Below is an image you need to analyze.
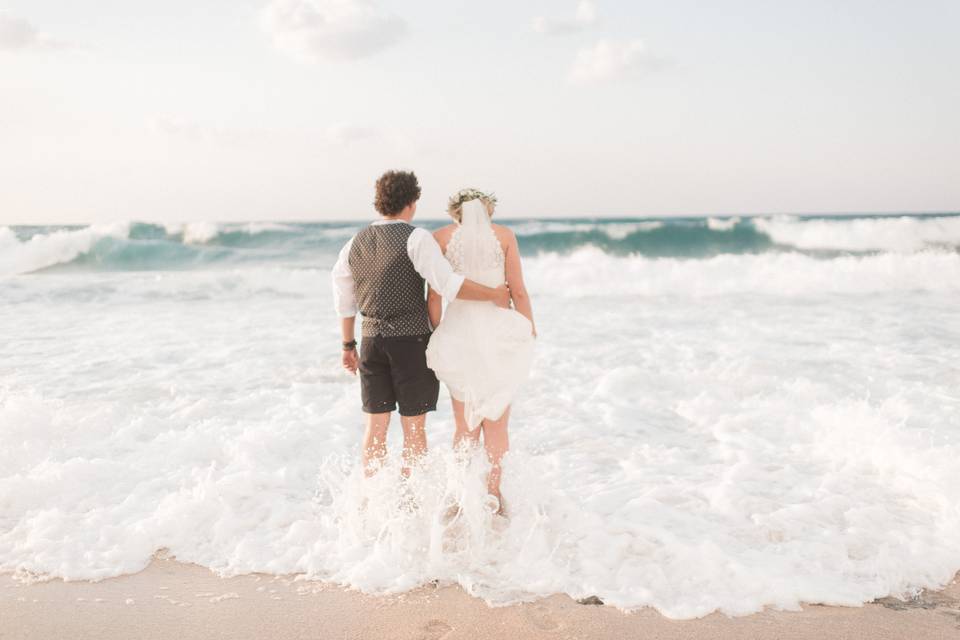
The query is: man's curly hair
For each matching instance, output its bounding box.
[374,170,421,217]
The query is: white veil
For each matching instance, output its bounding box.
[458,199,501,282]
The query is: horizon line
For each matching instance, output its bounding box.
[3,209,959,227]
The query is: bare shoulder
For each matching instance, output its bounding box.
[491,223,517,251]
[432,224,457,250]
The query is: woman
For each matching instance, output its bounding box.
[425,189,536,515]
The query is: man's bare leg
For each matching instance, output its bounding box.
[400,413,428,477]
[362,411,390,477]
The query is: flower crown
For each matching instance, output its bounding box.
[447,188,498,213]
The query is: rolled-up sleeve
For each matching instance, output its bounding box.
[408,228,465,300]
[331,237,357,317]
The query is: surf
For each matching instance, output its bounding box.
[3,213,958,276]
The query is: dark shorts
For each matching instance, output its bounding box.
[359,334,440,417]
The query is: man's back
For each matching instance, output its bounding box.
[348,222,431,338]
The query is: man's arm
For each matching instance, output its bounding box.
[408,228,511,308]
[427,285,443,328]
[456,279,511,305]
[331,238,359,374]
[340,317,358,375]
[331,237,357,318]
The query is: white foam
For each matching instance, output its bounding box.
[181,222,220,245]
[510,220,662,239]
[0,222,130,276]
[160,221,294,242]
[161,221,186,236]
[235,222,296,235]
[754,215,960,252]
[524,247,960,297]
[604,221,662,239]
[511,221,596,235]
[2,237,959,619]
[707,216,740,231]
[159,220,219,244]
[6,248,955,305]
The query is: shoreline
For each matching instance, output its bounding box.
[2,558,958,639]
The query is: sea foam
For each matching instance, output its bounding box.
[754,215,960,252]
[2,215,959,618]
[3,214,959,275]
[0,222,131,276]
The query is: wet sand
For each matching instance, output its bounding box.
[2,557,958,639]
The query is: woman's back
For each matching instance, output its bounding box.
[426,207,534,428]
[434,223,512,287]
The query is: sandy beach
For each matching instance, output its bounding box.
[2,557,957,640]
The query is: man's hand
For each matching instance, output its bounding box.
[342,348,359,375]
[492,285,511,309]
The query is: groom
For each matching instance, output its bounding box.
[331,170,511,476]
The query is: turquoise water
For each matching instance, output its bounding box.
[4,213,958,275]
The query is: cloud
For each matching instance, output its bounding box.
[569,39,668,85]
[261,0,406,62]
[0,13,77,51]
[533,0,597,36]
[326,122,380,144]
[151,116,383,148]
[150,116,279,148]
[151,116,296,149]
[151,116,214,142]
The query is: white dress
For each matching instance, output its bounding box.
[425,201,535,428]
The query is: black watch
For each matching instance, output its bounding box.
[342,339,357,351]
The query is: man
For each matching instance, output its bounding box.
[331,170,511,476]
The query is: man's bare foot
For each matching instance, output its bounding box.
[397,480,419,513]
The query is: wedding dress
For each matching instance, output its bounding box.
[425,200,535,428]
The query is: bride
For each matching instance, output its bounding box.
[425,189,536,515]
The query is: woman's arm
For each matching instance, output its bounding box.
[427,285,442,328]
[502,228,536,337]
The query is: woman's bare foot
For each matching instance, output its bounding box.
[485,493,507,518]
[441,495,462,524]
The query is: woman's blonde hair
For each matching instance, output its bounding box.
[447,188,497,223]
[448,197,495,223]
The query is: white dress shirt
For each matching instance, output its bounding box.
[331,219,465,318]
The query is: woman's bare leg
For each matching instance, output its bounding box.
[451,398,481,452]
[481,406,511,510]
[442,398,480,521]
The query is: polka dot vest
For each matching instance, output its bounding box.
[348,223,432,338]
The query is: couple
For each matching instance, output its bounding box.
[331,170,536,514]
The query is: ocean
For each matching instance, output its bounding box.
[1,213,959,618]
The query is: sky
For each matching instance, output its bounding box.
[1,0,958,224]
